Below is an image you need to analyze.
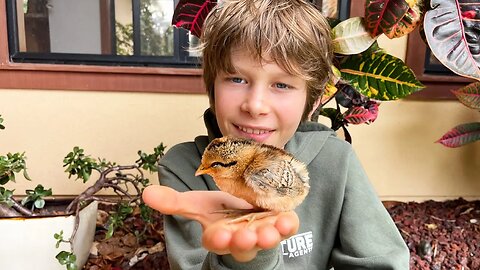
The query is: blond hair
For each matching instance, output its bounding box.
[200,0,333,120]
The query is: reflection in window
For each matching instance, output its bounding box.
[139,0,173,56]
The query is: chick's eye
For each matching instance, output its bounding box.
[211,162,222,168]
[210,161,238,168]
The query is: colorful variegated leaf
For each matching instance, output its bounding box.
[321,66,342,103]
[452,82,480,110]
[384,2,424,38]
[335,83,369,108]
[344,102,379,125]
[172,0,217,38]
[340,52,424,100]
[436,122,480,147]
[332,17,378,55]
[365,0,410,37]
[424,0,480,80]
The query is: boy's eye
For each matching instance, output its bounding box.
[275,82,290,89]
[231,77,246,84]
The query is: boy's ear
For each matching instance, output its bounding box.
[307,98,322,121]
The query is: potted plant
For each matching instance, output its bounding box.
[0,114,165,270]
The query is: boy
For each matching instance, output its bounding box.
[142,0,410,269]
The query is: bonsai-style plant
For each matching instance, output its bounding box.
[171,0,479,145]
[0,114,165,269]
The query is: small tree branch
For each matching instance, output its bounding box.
[0,203,22,217]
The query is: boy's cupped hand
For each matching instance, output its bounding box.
[142,185,299,262]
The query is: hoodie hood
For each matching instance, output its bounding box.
[203,108,337,166]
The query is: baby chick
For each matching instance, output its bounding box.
[195,136,310,221]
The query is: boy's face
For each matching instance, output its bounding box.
[214,49,307,149]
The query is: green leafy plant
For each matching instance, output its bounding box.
[0,114,166,269]
[21,184,52,211]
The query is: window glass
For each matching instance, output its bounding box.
[10,0,198,66]
[139,0,174,56]
[9,0,341,67]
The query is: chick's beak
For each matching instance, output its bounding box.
[195,166,208,177]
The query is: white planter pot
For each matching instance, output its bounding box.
[0,201,98,270]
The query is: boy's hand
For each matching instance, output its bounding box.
[142,185,299,262]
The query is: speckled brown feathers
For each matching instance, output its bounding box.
[195,136,310,212]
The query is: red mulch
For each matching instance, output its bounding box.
[84,198,480,269]
[386,198,480,270]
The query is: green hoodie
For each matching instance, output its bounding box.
[158,110,409,269]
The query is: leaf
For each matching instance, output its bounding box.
[332,17,378,55]
[34,199,45,209]
[172,0,218,38]
[335,83,369,108]
[344,101,380,125]
[452,81,480,110]
[424,0,480,80]
[384,1,424,38]
[340,52,424,100]
[365,0,411,37]
[319,108,344,131]
[436,122,480,147]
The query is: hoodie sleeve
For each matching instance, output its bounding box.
[329,150,410,270]
[158,143,287,270]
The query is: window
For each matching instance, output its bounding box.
[0,0,352,93]
[8,0,199,67]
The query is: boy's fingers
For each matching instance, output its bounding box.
[142,185,253,225]
[202,225,231,253]
[275,211,299,238]
[142,185,183,215]
[143,186,210,224]
[256,224,281,250]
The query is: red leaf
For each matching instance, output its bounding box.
[344,102,379,125]
[436,122,480,148]
[172,0,218,38]
[451,82,480,110]
[365,0,410,37]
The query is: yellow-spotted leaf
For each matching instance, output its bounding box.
[321,65,342,103]
[339,52,424,100]
[332,17,378,55]
[424,0,480,80]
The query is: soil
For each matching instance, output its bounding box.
[84,198,480,270]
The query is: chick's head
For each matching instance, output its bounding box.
[195,136,257,180]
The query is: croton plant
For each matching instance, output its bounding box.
[172,0,479,147]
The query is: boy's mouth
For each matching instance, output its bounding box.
[234,124,274,142]
[237,125,271,135]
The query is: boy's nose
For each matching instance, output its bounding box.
[241,87,270,117]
